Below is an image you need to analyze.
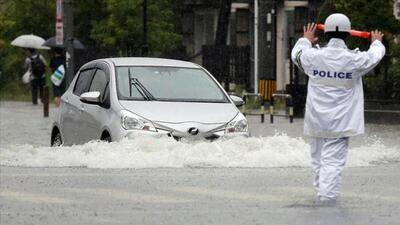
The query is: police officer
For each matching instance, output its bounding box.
[291,13,385,204]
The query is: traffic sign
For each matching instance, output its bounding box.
[56,0,64,45]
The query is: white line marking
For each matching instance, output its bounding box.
[0,190,73,204]
[66,188,192,203]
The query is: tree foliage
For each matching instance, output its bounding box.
[0,0,55,98]
[0,0,181,99]
[90,0,181,56]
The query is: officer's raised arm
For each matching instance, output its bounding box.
[291,23,318,73]
[353,30,386,76]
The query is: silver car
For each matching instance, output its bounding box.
[51,57,249,146]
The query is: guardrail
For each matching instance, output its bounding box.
[240,93,294,124]
[270,93,293,124]
[241,93,267,122]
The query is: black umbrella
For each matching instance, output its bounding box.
[43,37,85,50]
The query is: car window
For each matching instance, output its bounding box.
[73,69,95,96]
[116,66,229,103]
[89,69,108,100]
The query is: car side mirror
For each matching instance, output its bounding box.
[80,91,101,104]
[230,95,245,107]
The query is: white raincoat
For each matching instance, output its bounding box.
[291,38,386,138]
[291,37,385,200]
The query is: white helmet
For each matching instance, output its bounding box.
[324,13,351,33]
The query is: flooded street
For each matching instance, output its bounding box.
[1,166,399,225]
[1,101,400,225]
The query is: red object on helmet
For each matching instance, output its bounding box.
[316,24,371,39]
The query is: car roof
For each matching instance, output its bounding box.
[103,57,201,68]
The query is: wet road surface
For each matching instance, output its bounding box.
[1,101,399,225]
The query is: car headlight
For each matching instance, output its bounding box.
[225,113,248,134]
[120,110,157,132]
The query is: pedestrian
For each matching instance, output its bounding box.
[291,14,385,204]
[25,48,47,105]
[49,48,66,107]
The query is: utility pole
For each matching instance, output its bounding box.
[142,0,148,56]
[254,0,259,94]
[64,0,74,86]
[215,0,232,91]
[215,0,232,46]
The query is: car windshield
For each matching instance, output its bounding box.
[116,66,229,103]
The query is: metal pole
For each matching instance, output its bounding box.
[64,0,74,87]
[142,0,148,56]
[270,95,274,124]
[43,86,49,117]
[254,0,258,94]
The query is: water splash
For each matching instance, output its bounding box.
[0,134,398,168]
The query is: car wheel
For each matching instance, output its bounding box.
[101,133,112,143]
[51,131,63,147]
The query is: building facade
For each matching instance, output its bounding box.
[181,0,323,103]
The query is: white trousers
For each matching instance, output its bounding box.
[310,137,349,199]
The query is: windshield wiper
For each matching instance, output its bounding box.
[128,68,156,101]
[131,78,156,100]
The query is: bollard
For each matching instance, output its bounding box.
[289,106,293,123]
[288,95,294,123]
[43,86,49,118]
[260,105,265,123]
[270,96,274,124]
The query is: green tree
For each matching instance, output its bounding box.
[0,0,182,100]
[90,0,181,56]
[0,0,55,100]
[73,0,108,45]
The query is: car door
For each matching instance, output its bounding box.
[79,63,111,142]
[61,67,96,145]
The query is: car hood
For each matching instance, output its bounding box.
[119,100,238,124]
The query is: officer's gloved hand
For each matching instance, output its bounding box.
[371,30,384,42]
[303,23,318,45]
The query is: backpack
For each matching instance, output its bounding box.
[30,55,45,78]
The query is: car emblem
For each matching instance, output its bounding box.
[188,127,199,135]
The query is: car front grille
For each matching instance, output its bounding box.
[167,133,219,142]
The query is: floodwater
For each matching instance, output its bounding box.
[0,101,399,169]
[1,101,400,225]
[1,133,399,169]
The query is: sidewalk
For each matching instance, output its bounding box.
[0,101,56,147]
